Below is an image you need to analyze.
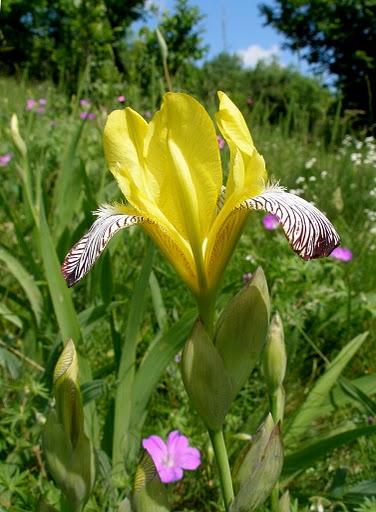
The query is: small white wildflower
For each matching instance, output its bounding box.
[350,152,362,164]
[320,170,328,178]
[289,188,304,196]
[309,176,317,182]
[305,157,317,169]
[355,139,363,150]
[295,176,305,184]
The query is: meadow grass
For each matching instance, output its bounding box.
[0,76,375,511]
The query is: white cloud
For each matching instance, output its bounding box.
[237,44,280,67]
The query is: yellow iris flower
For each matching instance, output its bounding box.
[62,92,339,303]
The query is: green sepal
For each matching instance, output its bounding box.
[181,320,233,430]
[43,411,96,511]
[214,267,270,399]
[131,451,170,512]
[231,414,283,512]
[264,312,286,394]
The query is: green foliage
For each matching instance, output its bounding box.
[259,0,376,127]
[0,0,146,90]
[124,0,208,103]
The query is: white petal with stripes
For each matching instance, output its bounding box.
[240,186,340,260]
[62,204,144,287]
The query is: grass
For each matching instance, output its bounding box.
[0,75,375,511]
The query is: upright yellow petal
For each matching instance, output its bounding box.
[145,93,222,244]
[216,91,268,202]
[103,108,159,210]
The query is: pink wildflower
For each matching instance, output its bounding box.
[35,107,45,114]
[26,99,37,111]
[0,153,12,166]
[330,247,353,262]
[117,95,126,103]
[217,135,225,150]
[80,99,91,107]
[142,431,201,483]
[39,98,47,106]
[262,213,279,230]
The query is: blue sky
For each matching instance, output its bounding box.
[139,0,312,74]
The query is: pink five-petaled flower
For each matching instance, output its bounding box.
[262,213,279,230]
[142,431,201,483]
[330,247,353,262]
[0,153,12,166]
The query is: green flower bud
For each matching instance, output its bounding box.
[156,28,168,62]
[43,340,95,512]
[214,267,270,399]
[181,320,233,430]
[131,451,170,512]
[10,114,27,158]
[231,415,283,512]
[263,312,286,394]
[279,490,291,512]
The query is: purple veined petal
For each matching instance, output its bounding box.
[330,246,353,262]
[241,186,340,260]
[158,466,184,484]
[142,435,168,467]
[61,204,144,287]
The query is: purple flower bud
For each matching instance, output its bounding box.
[80,99,91,107]
[35,106,45,114]
[39,98,47,106]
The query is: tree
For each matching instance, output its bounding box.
[123,0,208,103]
[0,0,146,88]
[259,0,376,128]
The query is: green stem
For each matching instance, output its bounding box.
[209,429,234,511]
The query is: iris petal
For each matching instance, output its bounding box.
[61,204,144,287]
[241,186,340,259]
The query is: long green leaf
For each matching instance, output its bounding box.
[283,425,376,478]
[112,241,155,470]
[130,310,195,434]
[52,121,86,238]
[284,332,368,444]
[38,203,81,343]
[0,244,42,325]
[0,303,23,329]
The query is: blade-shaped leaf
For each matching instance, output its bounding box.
[283,425,376,478]
[0,244,42,325]
[285,332,368,444]
[112,241,155,470]
[131,310,195,435]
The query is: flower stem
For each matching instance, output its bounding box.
[209,429,234,511]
